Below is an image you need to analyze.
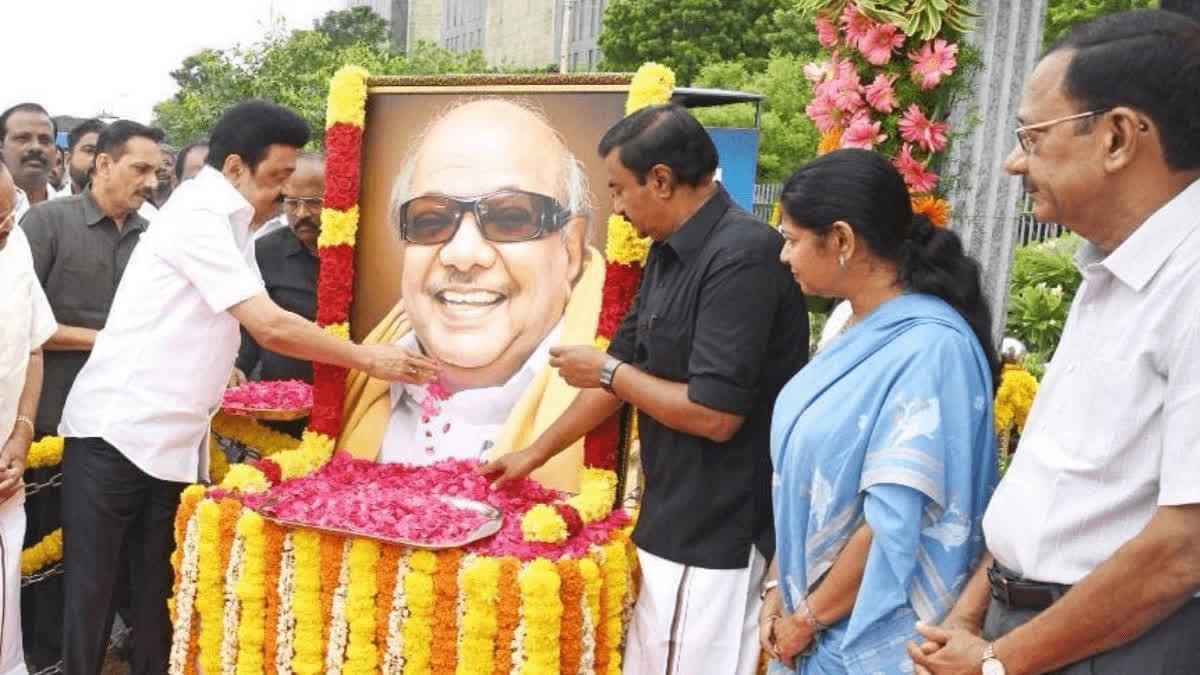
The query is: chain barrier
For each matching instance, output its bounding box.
[23,472,62,498]
[21,561,62,587]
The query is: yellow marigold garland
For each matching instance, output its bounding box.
[603,213,651,266]
[457,556,501,674]
[222,464,270,494]
[325,322,351,341]
[326,65,369,129]
[567,468,619,523]
[994,363,1038,434]
[290,529,324,674]
[519,558,563,675]
[344,538,380,675]
[20,527,61,576]
[318,206,361,248]
[520,504,569,543]
[25,435,63,469]
[625,62,675,114]
[403,550,437,672]
[598,538,630,675]
[212,413,302,456]
[235,511,267,674]
[195,500,224,675]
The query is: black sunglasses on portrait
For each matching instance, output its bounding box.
[397,189,573,245]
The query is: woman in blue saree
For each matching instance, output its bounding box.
[761,149,999,674]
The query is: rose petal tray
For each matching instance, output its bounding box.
[220,405,311,421]
[251,494,504,550]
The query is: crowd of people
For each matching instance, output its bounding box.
[2,6,1200,675]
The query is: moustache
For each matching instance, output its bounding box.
[292,217,320,231]
[21,151,46,165]
[423,270,516,299]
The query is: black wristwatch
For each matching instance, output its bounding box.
[599,357,624,392]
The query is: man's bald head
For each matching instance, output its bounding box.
[391,98,591,221]
[0,163,17,251]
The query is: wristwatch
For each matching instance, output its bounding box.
[599,357,624,392]
[981,643,1006,675]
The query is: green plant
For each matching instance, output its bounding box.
[1005,233,1082,359]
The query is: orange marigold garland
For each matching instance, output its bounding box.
[492,558,521,675]
[431,548,462,674]
[260,520,285,668]
[557,559,585,674]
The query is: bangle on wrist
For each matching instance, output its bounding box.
[760,578,780,600]
[796,596,831,633]
[13,415,34,438]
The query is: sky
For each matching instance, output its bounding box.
[1,0,344,125]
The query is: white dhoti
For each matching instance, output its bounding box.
[0,493,27,675]
[624,546,766,675]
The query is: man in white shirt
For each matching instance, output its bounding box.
[910,10,1200,675]
[57,100,437,675]
[0,162,57,675]
[0,103,61,218]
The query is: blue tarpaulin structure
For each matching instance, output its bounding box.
[672,87,764,212]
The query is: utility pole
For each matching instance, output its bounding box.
[559,0,574,73]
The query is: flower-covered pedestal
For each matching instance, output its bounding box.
[167,62,678,674]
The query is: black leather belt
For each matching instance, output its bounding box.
[987,562,1071,611]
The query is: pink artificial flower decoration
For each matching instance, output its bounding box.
[841,113,887,150]
[815,16,840,48]
[805,92,842,133]
[908,38,959,90]
[828,68,864,114]
[893,144,940,193]
[804,60,833,85]
[863,73,899,114]
[840,2,876,50]
[858,23,905,66]
[898,103,950,153]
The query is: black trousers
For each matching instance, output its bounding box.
[61,437,186,675]
[983,595,1200,673]
[20,459,64,670]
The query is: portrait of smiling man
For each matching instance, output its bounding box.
[338,97,605,492]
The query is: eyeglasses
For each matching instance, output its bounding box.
[397,189,572,245]
[283,196,324,210]
[1014,109,1110,154]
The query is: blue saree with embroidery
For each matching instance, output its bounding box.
[770,294,997,674]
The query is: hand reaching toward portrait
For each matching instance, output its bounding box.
[477,446,548,489]
[360,343,439,384]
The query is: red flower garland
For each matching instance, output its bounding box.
[323,124,364,211]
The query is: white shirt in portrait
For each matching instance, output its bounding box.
[380,321,564,465]
[59,166,264,484]
[0,226,56,452]
[983,177,1200,586]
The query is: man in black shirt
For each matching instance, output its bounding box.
[481,104,808,674]
[20,119,164,670]
[234,151,323,386]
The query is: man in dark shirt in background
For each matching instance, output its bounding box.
[63,119,107,196]
[19,119,164,670]
[481,104,809,675]
[233,152,323,435]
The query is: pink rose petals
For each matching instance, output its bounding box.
[222,380,313,411]
[236,453,628,559]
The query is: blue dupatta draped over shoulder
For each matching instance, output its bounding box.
[770,294,997,674]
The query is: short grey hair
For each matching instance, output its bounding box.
[389,98,592,233]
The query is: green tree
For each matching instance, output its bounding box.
[152,9,489,146]
[597,0,788,84]
[1042,0,1155,47]
[691,54,821,182]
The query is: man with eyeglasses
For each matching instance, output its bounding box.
[910,10,1200,675]
[337,98,603,492]
[234,152,325,394]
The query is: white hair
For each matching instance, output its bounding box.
[389,97,593,235]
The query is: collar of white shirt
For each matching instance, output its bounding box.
[183,165,256,245]
[1075,177,1200,292]
[390,320,566,423]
